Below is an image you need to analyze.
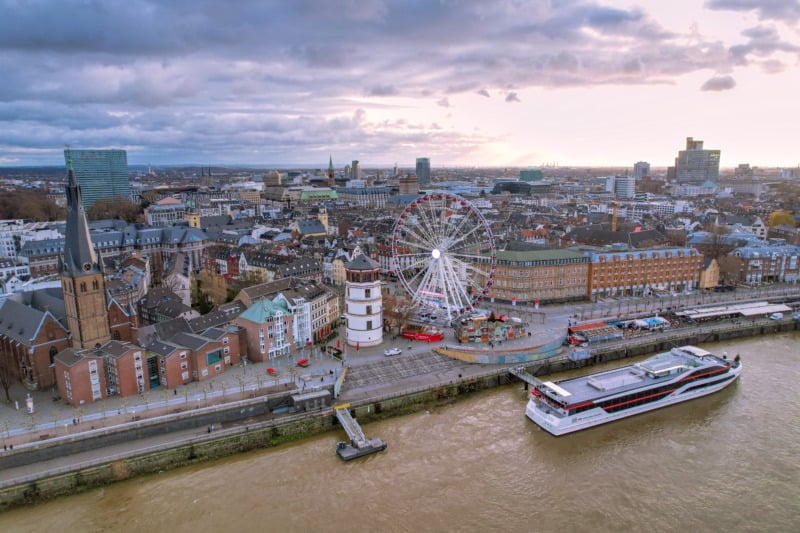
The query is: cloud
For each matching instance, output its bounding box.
[701,75,737,91]
[0,1,797,164]
[368,85,398,97]
[706,0,800,22]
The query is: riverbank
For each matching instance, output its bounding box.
[1,315,797,511]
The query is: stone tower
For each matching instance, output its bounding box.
[60,150,111,349]
[344,253,382,348]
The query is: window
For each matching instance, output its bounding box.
[181,362,188,370]
[365,288,371,298]
[366,320,373,330]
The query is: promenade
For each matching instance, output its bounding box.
[1,284,797,453]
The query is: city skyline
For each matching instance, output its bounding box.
[1,1,799,167]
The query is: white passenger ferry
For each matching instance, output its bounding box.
[526,346,742,436]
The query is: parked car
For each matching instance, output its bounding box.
[384,348,402,357]
[769,313,784,320]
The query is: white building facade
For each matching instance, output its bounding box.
[344,254,383,348]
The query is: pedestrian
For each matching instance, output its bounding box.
[174,389,177,396]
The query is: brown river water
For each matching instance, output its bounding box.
[2,333,799,532]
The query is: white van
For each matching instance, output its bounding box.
[769,312,783,320]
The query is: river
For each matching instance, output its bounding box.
[2,333,798,532]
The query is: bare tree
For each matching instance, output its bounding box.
[382,292,418,335]
[699,222,735,261]
[0,344,16,403]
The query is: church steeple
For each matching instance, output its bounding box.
[61,147,110,349]
[62,149,100,277]
[328,155,335,187]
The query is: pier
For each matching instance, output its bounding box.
[508,367,543,389]
[334,404,387,460]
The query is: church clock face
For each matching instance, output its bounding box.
[83,263,92,272]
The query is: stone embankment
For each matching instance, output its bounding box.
[1,316,797,510]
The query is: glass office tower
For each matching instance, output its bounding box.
[64,149,130,209]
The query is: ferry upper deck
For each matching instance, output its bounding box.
[538,346,729,406]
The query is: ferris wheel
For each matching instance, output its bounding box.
[390,192,497,321]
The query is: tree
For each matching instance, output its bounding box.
[0,343,17,403]
[768,210,795,229]
[382,292,418,335]
[0,189,65,221]
[699,222,735,260]
[87,196,143,222]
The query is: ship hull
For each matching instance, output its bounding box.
[527,364,741,436]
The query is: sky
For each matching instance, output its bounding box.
[1,0,799,168]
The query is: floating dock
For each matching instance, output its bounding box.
[334,404,387,461]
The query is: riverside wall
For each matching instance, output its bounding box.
[1,318,797,510]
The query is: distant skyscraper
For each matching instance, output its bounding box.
[633,161,650,179]
[351,160,361,181]
[674,137,720,184]
[64,149,130,209]
[416,157,431,186]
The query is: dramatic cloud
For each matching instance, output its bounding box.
[701,75,737,91]
[0,0,798,165]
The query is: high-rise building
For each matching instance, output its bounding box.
[63,149,130,209]
[351,160,361,181]
[633,161,650,179]
[416,157,431,186]
[614,175,636,199]
[674,137,720,184]
[60,151,111,349]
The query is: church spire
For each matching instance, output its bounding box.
[62,148,100,277]
[328,155,335,187]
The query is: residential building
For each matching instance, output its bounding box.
[583,247,703,300]
[717,244,800,285]
[475,248,590,304]
[54,347,106,407]
[235,299,294,362]
[698,258,720,289]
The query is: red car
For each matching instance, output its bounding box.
[296,358,310,367]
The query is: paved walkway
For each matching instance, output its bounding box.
[1,283,796,451]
